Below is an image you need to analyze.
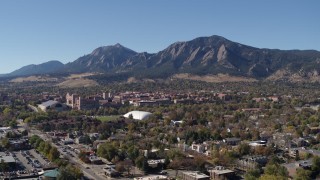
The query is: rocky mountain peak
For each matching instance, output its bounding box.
[5,35,320,82]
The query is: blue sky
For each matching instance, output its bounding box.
[0,0,319,74]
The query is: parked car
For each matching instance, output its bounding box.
[159,171,167,175]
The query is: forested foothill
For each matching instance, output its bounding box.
[1,79,320,179]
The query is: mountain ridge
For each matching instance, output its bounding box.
[5,35,320,82]
[6,60,64,77]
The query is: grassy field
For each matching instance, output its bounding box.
[57,78,98,88]
[96,115,119,122]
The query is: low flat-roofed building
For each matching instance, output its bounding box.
[147,159,165,168]
[89,155,103,164]
[62,138,74,145]
[103,167,120,177]
[181,171,210,180]
[42,168,60,180]
[38,100,67,112]
[9,139,30,150]
[249,140,267,147]
[223,138,241,146]
[209,166,235,180]
[134,175,168,180]
[0,155,16,167]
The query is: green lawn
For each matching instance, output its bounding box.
[96,115,119,122]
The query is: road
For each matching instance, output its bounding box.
[59,149,105,180]
[29,129,106,180]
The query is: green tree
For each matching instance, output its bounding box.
[57,164,83,180]
[135,155,149,172]
[295,168,312,180]
[127,146,140,162]
[259,174,287,180]
[264,163,288,178]
[1,138,10,149]
[238,143,251,156]
[9,120,17,128]
[311,156,320,178]
[43,142,52,155]
[194,155,206,172]
[37,141,46,152]
[0,159,8,173]
[48,147,60,161]
[3,107,12,117]
[244,169,261,180]
[97,143,118,161]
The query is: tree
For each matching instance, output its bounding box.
[82,135,92,144]
[115,162,126,173]
[194,155,206,172]
[311,156,320,178]
[122,159,133,176]
[264,163,288,178]
[238,143,251,156]
[9,120,17,128]
[245,169,261,180]
[48,147,60,161]
[1,138,10,149]
[21,130,28,136]
[37,141,46,152]
[57,165,83,180]
[135,155,149,173]
[259,174,287,180]
[43,142,52,156]
[97,143,118,161]
[3,107,12,117]
[127,146,140,162]
[295,168,312,180]
[0,159,8,173]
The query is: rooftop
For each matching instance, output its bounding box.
[0,155,15,163]
[182,171,210,179]
[134,175,168,180]
[39,100,59,107]
[43,169,60,178]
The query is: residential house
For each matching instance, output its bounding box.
[223,138,241,146]
[283,159,312,178]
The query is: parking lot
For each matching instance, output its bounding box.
[0,149,54,179]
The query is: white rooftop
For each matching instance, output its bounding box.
[123,111,152,120]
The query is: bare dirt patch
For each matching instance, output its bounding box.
[10,76,58,83]
[57,78,98,88]
[127,77,155,83]
[67,73,98,79]
[172,73,257,83]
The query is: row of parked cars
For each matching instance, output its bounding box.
[21,150,42,168]
[0,151,38,178]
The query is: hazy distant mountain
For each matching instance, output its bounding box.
[7,60,64,77]
[64,43,138,73]
[6,35,320,81]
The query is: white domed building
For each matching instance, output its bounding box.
[123,111,152,120]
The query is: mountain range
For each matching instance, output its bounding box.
[4,35,320,82]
